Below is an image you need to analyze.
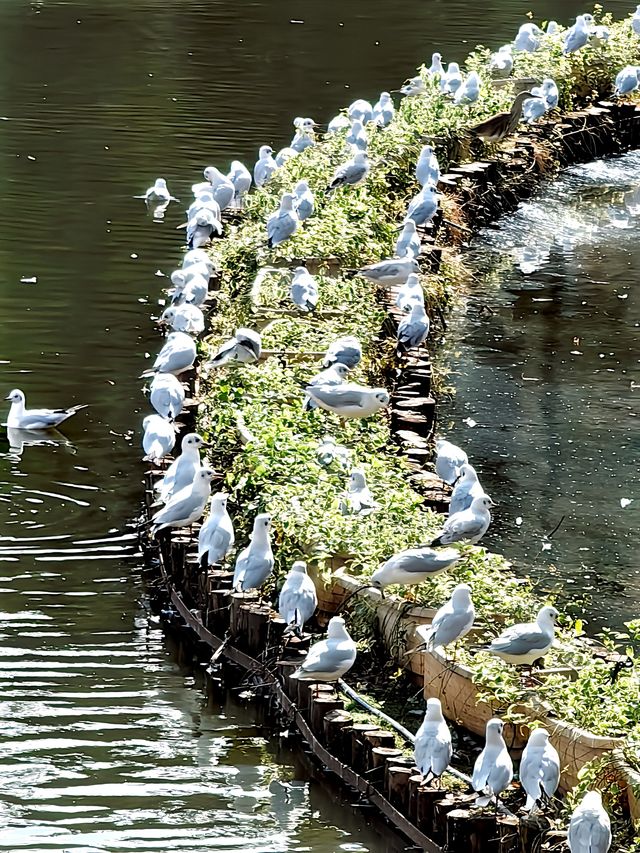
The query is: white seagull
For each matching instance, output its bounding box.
[278,560,318,631]
[326,150,369,193]
[418,583,475,650]
[472,718,514,804]
[448,463,486,516]
[519,728,560,811]
[430,495,494,546]
[233,513,274,592]
[290,266,319,312]
[568,791,611,853]
[371,546,460,589]
[5,389,87,431]
[358,256,420,286]
[414,698,452,781]
[151,468,216,535]
[485,605,559,666]
[290,616,357,681]
[254,145,278,187]
[198,492,235,567]
[207,328,262,369]
[435,438,468,484]
[142,414,176,463]
[267,193,299,248]
[304,383,389,419]
[339,468,379,516]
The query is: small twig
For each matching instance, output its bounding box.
[545,515,566,541]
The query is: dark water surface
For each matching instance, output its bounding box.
[440,153,640,630]
[0,0,637,849]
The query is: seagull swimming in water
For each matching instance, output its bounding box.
[5,389,88,430]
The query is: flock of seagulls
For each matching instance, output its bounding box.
[130,8,640,850]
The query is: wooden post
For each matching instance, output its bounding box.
[323,710,353,756]
[229,592,258,640]
[518,810,549,853]
[351,724,381,773]
[246,605,271,656]
[408,773,423,823]
[386,765,414,815]
[416,785,447,836]
[497,815,519,853]
[310,695,344,739]
[208,588,231,633]
[446,809,498,853]
[363,729,397,772]
[277,660,300,700]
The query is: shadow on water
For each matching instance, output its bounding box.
[440,152,640,631]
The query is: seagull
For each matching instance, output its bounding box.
[520,728,560,811]
[144,331,196,377]
[428,52,444,76]
[406,184,440,226]
[327,113,351,132]
[206,328,262,368]
[400,75,426,96]
[186,192,222,226]
[414,698,452,781]
[371,546,460,589]
[290,616,357,681]
[182,248,214,271]
[233,513,274,592]
[589,24,610,46]
[347,98,373,125]
[489,45,513,78]
[303,363,349,411]
[416,145,440,187]
[441,62,463,94]
[159,303,205,336]
[5,389,88,431]
[395,220,421,259]
[563,15,590,54]
[430,495,494,547]
[484,605,559,666]
[322,336,362,369]
[373,91,395,127]
[198,492,235,567]
[157,432,209,504]
[541,78,559,108]
[326,150,369,193]
[304,383,390,419]
[151,468,216,535]
[514,23,543,52]
[142,414,176,463]
[138,178,177,203]
[346,119,368,152]
[358,256,420,286]
[454,71,481,105]
[615,65,640,95]
[448,463,485,516]
[468,91,535,142]
[339,468,379,515]
[278,560,318,632]
[290,118,316,153]
[187,209,222,249]
[472,718,514,805]
[275,146,299,167]
[148,373,185,420]
[568,791,611,853]
[634,5,640,37]
[316,435,351,468]
[290,266,319,312]
[267,193,299,248]
[418,583,475,650]
[202,166,235,210]
[227,160,252,203]
[171,270,209,307]
[523,93,547,123]
[435,438,468,484]
[254,145,278,187]
[397,301,430,352]
[293,180,314,221]
[395,273,424,312]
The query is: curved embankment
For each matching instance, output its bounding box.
[143,8,640,848]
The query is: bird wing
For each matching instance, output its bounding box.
[489,626,546,655]
[307,385,366,408]
[472,750,490,791]
[444,513,485,538]
[569,813,610,853]
[300,639,355,675]
[14,409,69,428]
[152,491,198,526]
[430,609,474,647]
[209,338,238,367]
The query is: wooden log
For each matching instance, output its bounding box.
[386,765,414,815]
[282,633,311,658]
[323,710,353,756]
[276,660,302,700]
[362,729,397,767]
[432,795,464,842]
[351,723,382,773]
[207,570,234,592]
[266,616,287,651]
[370,746,403,771]
[518,811,550,853]
[497,815,519,852]
[208,588,231,633]
[446,809,498,853]
[246,604,271,657]
[297,680,334,714]
[408,773,423,823]
[229,592,258,640]
[310,695,344,738]
[416,785,448,836]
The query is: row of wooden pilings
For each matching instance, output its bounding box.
[141,508,558,853]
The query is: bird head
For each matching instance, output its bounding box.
[211,491,229,510]
[537,605,560,627]
[425,697,444,719]
[327,616,348,637]
[348,469,367,490]
[374,389,390,407]
[451,583,473,605]
[527,728,550,747]
[5,389,24,404]
[291,560,308,574]
[486,718,505,740]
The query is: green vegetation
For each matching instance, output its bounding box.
[196,6,640,772]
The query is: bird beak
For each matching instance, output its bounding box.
[4,395,12,401]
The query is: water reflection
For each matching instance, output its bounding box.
[441,152,640,629]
